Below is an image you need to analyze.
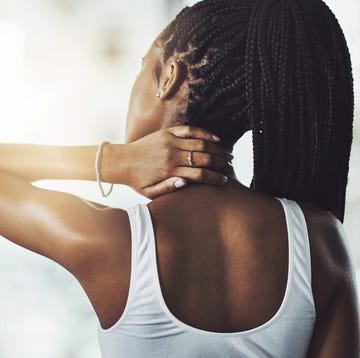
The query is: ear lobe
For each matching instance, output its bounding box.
[159,60,187,100]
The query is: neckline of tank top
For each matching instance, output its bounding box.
[141,196,294,336]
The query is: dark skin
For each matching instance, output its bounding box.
[0,38,359,358]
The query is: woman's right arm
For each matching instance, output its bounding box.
[306,212,360,358]
[0,125,232,198]
[0,125,232,272]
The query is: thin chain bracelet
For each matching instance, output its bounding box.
[95,141,114,197]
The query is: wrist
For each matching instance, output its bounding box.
[101,143,129,185]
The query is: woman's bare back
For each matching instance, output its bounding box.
[147,181,290,333]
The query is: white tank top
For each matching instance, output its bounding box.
[97,197,316,358]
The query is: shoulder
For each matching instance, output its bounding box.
[84,201,131,255]
[298,201,351,274]
[62,199,132,278]
[297,201,355,317]
[66,202,134,329]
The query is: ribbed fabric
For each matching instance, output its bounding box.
[98,197,316,358]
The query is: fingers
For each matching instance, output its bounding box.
[167,125,221,143]
[166,124,233,161]
[142,165,229,199]
[179,150,233,174]
[176,138,231,159]
[142,177,187,199]
[172,167,229,186]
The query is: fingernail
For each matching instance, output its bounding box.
[174,179,186,188]
[212,134,221,142]
[221,175,229,183]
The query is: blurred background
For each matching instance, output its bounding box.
[0,0,358,357]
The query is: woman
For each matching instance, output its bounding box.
[1,0,359,357]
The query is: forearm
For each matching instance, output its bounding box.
[0,126,231,198]
[0,143,127,183]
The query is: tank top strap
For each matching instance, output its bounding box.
[119,204,183,338]
[125,204,157,307]
[275,197,314,307]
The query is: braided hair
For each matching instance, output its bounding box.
[155,0,354,223]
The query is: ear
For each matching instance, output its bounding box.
[159,60,187,100]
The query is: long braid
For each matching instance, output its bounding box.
[275,0,289,186]
[245,1,263,190]
[256,0,277,188]
[156,0,354,222]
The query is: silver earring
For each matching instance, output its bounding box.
[156,91,161,98]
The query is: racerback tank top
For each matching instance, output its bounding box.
[97,197,316,357]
